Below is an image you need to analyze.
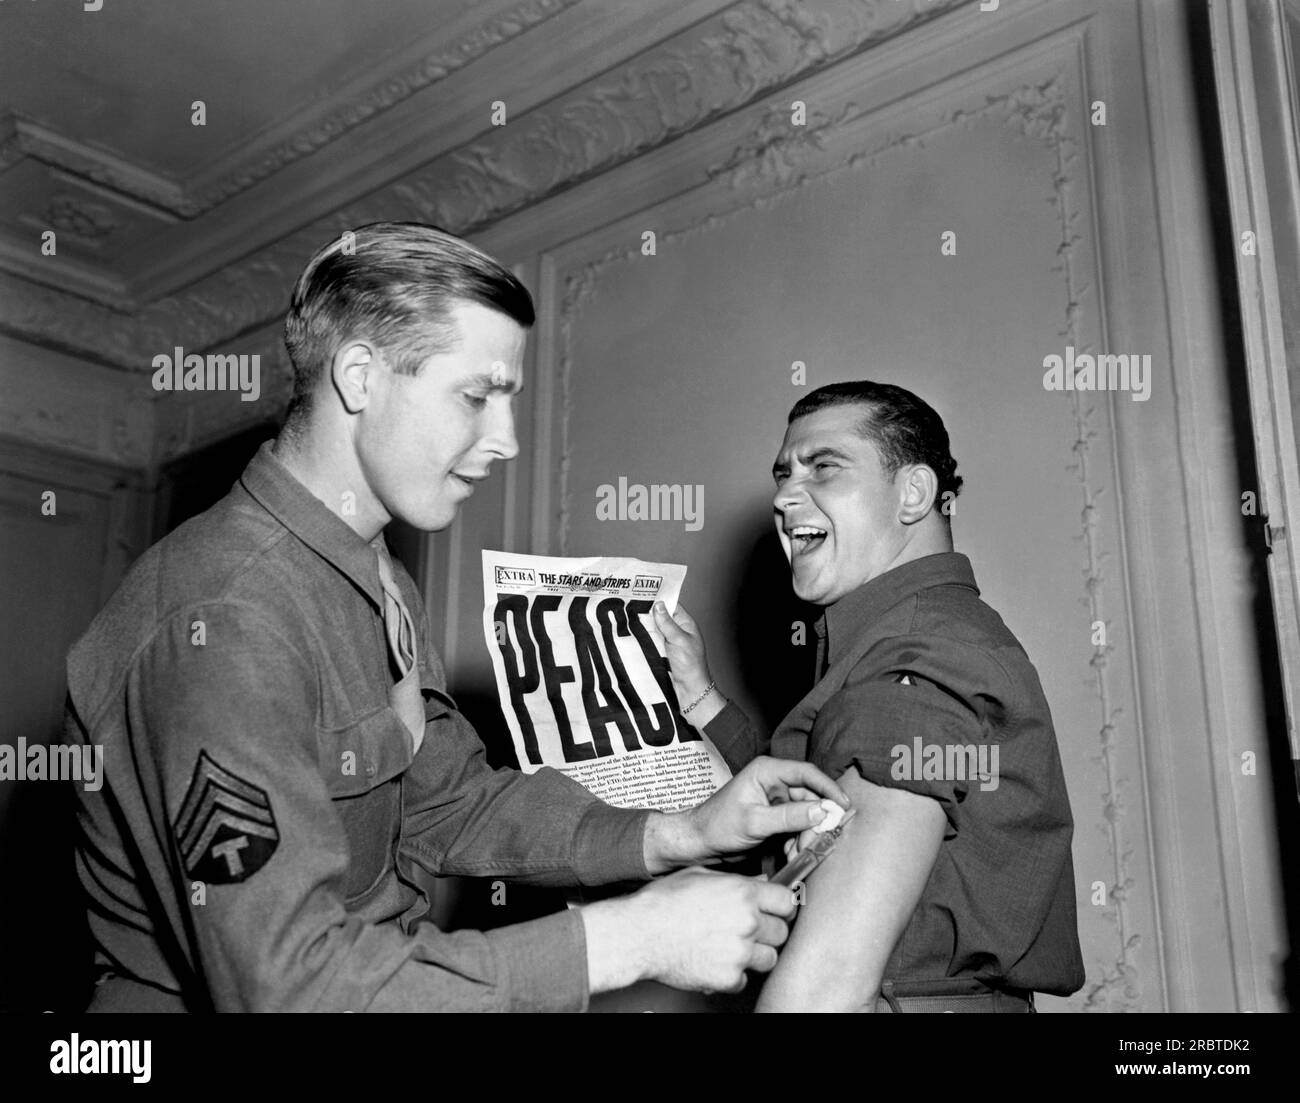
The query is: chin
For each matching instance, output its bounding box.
[425,509,459,533]
[790,576,821,604]
[795,574,844,607]
[395,500,458,534]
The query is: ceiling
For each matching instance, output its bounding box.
[0,0,578,305]
[0,0,969,470]
[0,0,483,177]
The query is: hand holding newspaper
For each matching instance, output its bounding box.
[482,551,731,812]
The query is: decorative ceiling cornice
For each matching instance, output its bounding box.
[187,0,584,214]
[0,115,185,217]
[0,0,967,371]
[0,0,582,219]
[0,274,140,365]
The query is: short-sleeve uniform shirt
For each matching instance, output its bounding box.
[707,552,1084,995]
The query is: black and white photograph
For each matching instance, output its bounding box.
[0,0,1297,1072]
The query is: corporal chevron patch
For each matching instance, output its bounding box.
[174,751,279,884]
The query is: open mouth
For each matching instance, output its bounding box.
[788,525,827,554]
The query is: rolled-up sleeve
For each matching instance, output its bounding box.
[809,635,1008,838]
[132,601,596,1012]
[702,700,766,773]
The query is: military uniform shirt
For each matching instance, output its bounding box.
[704,552,1084,995]
[65,441,650,1012]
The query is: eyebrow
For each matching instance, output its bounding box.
[464,372,524,396]
[772,445,854,477]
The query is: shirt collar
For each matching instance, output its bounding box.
[240,440,386,610]
[820,552,979,666]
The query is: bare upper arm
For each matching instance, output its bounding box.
[756,767,946,1012]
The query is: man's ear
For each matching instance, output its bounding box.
[897,464,938,525]
[331,341,379,415]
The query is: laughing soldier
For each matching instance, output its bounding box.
[64,222,847,1012]
[654,381,1086,1012]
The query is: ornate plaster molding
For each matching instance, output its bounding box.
[188,0,583,213]
[554,67,1141,1011]
[0,274,140,366]
[1,0,965,370]
[40,194,122,244]
[0,115,184,216]
[0,0,581,220]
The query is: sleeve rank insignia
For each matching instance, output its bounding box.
[174,751,280,884]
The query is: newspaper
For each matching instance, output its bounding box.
[482,551,731,812]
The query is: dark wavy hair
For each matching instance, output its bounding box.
[788,381,964,501]
[283,221,534,425]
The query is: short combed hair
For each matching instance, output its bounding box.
[788,381,964,501]
[282,221,535,423]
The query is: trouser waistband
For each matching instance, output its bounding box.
[875,978,1035,1014]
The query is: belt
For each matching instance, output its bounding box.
[875,977,1035,1014]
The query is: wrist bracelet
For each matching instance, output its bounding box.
[681,680,717,715]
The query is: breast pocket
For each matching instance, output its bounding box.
[318,707,413,903]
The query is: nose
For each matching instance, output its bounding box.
[482,399,520,462]
[773,476,806,516]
